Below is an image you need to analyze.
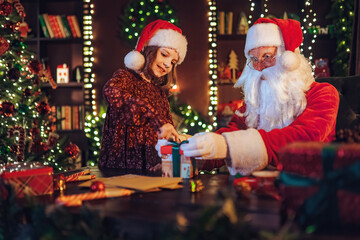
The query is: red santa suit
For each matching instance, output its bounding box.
[176,18,340,176]
[216,81,339,175]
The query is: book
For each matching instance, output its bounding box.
[48,15,63,38]
[42,13,55,38]
[66,15,78,38]
[56,106,62,130]
[38,15,49,38]
[61,15,73,38]
[78,105,84,129]
[62,105,72,130]
[70,15,82,38]
[56,15,67,38]
[218,11,225,35]
[226,11,233,35]
[72,106,80,130]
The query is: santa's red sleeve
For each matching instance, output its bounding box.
[221,82,339,176]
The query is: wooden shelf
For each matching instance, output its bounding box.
[217,34,246,41]
[24,0,88,166]
[41,82,84,106]
[27,38,82,43]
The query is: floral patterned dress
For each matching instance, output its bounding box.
[99,69,173,171]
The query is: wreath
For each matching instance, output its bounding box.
[118,0,179,47]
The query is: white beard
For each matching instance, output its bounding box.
[234,53,315,132]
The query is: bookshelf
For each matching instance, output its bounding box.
[215,0,250,107]
[23,0,83,78]
[23,0,88,166]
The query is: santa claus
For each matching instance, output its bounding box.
[170,18,340,176]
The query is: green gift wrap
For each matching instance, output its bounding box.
[160,141,197,178]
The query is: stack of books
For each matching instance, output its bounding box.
[39,14,82,39]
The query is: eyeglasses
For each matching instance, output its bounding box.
[247,54,276,70]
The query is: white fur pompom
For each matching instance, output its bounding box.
[124,50,145,71]
[280,51,300,72]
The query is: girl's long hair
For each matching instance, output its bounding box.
[141,46,177,96]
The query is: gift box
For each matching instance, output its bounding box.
[160,142,197,179]
[314,58,330,79]
[0,162,53,198]
[278,142,360,230]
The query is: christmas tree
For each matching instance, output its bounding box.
[0,1,78,172]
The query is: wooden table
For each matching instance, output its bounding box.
[53,167,280,238]
[48,167,359,239]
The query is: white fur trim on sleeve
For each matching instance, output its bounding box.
[222,128,268,176]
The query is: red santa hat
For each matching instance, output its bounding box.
[124,19,188,71]
[244,18,303,71]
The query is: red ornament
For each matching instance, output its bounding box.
[1,101,15,117]
[28,60,43,74]
[64,143,80,159]
[0,1,13,16]
[36,101,50,115]
[90,181,106,192]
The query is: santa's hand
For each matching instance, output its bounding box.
[157,123,180,142]
[155,139,171,157]
[180,132,228,159]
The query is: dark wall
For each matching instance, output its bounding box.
[92,0,335,118]
[93,0,210,117]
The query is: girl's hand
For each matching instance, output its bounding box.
[157,123,180,142]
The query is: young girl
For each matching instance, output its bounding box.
[99,20,187,173]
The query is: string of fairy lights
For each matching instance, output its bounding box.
[248,0,255,25]
[82,0,96,117]
[260,0,269,18]
[207,0,217,131]
[300,0,317,69]
[82,0,102,165]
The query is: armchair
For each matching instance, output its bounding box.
[316,76,360,131]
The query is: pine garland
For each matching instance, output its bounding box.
[118,0,179,47]
[327,0,355,76]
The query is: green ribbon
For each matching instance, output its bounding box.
[168,141,188,177]
[279,145,360,230]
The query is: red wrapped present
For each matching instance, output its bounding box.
[278,142,360,230]
[160,142,197,179]
[314,58,330,79]
[0,162,53,198]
